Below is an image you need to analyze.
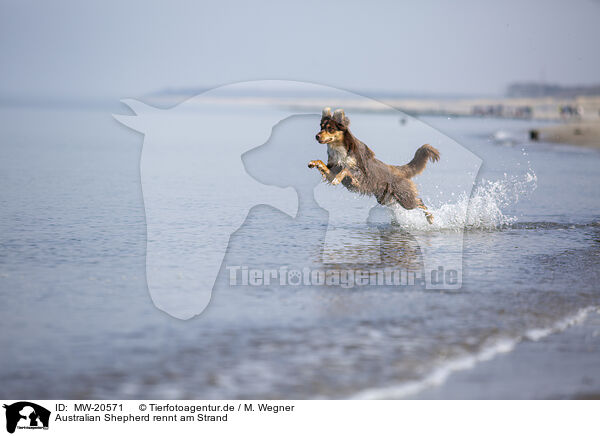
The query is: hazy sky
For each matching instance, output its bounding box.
[1,0,599,100]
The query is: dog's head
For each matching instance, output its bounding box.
[316,107,350,144]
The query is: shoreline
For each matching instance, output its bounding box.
[532,121,600,148]
[143,93,600,122]
[350,307,600,400]
[410,309,600,400]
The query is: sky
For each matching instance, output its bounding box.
[1,0,599,101]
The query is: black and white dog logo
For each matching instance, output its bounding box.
[3,402,50,433]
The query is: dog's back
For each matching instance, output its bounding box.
[340,138,438,206]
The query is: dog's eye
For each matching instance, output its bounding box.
[327,127,334,133]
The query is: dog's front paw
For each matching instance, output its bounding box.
[330,177,341,186]
[309,160,329,173]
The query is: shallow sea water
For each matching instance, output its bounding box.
[0,103,598,399]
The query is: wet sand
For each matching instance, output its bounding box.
[412,310,600,400]
[535,121,600,148]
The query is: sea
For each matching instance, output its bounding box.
[0,93,599,399]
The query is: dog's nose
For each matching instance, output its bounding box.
[315,134,321,141]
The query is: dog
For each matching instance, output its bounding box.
[308,107,440,223]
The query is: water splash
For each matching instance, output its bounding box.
[390,170,537,231]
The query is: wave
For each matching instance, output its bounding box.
[491,129,529,146]
[350,306,599,399]
[508,221,600,230]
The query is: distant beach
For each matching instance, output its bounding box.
[147,89,600,149]
[148,89,600,149]
[148,90,600,122]
[534,121,600,148]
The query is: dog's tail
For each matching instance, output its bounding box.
[395,144,440,179]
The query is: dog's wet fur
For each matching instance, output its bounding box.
[308,107,440,223]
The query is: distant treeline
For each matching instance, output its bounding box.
[506,82,600,98]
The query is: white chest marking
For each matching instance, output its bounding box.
[327,143,357,168]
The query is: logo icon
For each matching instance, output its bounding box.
[3,402,50,434]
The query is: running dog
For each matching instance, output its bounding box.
[308,108,440,223]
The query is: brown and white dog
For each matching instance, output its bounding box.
[308,107,440,223]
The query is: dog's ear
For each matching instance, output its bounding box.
[322,107,332,119]
[333,109,350,128]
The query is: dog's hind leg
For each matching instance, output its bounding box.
[417,198,434,224]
